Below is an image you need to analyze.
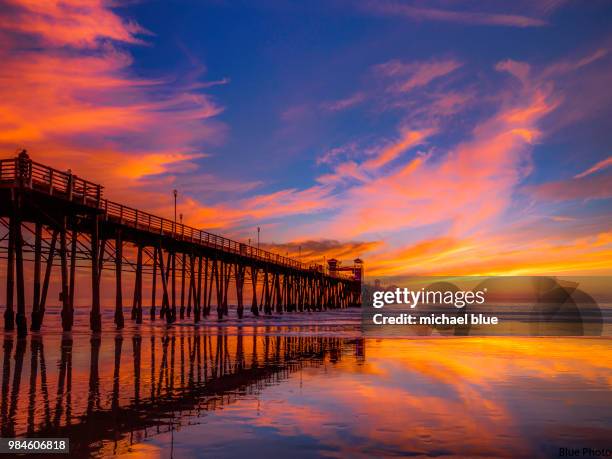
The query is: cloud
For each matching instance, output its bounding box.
[325,77,554,238]
[364,1,547,28]
[574,156,612,179]
[316,129,434,185]
[0,0,226,210]
[544,48,609,77]
[243,67,557,274]
[321,92,366,111]
[179,51,585,279]
[316,160,369,185]
[365,224,612,277]
[531,171,612,202]
[496,60,531,84]
[156,43,610,277]
[280,104,311,122]
[0,0,149,48]
[260,239,381,263]
[179,185,339,231]
[538,47,612,134]
[316,142,359,166]
[374,58,462,93]
[363,129,434,169]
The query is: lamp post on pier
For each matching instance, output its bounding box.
[173,189,178,231]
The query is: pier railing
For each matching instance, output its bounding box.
[0,156,346,277]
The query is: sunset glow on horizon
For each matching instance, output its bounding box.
[1,0,611,278]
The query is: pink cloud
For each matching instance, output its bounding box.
[374,58,462,93]
[496,60,531,84]
[574,156,612,179]
[539,47,612,134]
[317,161,368,185]
[316,142,359,166]
[544,48,609,77]
[280,104,311,122]
[176,54,563,271]
[154,45,609,277]
[364,1,547,27]
[316,60,558,242]
[321,92,366,111]
[531,171,612,202]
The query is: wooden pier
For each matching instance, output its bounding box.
[0,152,363,336]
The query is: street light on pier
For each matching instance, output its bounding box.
[173,189,178,231]
[257,226,260,250]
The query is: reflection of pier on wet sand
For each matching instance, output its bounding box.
[0,331,363,457]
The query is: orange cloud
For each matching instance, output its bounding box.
[114,153,208,180]
[0,0,147,47]
[165,184,339,232]
[0,0,225,212]
[363,129,434,170]
[316,129,434,186]
[365,229,612,277]
[261,239,381,264]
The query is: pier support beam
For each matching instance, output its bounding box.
[90,216,102,332]
[34,230,57,331]
[194,255,203,323]
[170,250,176,323]
[157,246,171,324]
[274,272,282,315]
[263,269,272,315]
[250,266,259,316]
[236,264,245,319]
[215,260,223,320]
[14,210,27,337]
[187,254,195,318]
[150,246,157,321]
[132,245,143,324]
[114,231,124,329]
[30,223,42,331]
[206,258,214,317]
[4,215,15,331]
[59,217,71,332]
[180,253,186,319]
[222,262,231,317]
[68,228,77,325]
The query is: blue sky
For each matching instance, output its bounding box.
[123,1,611,185]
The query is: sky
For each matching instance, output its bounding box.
[0,0,611,277]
